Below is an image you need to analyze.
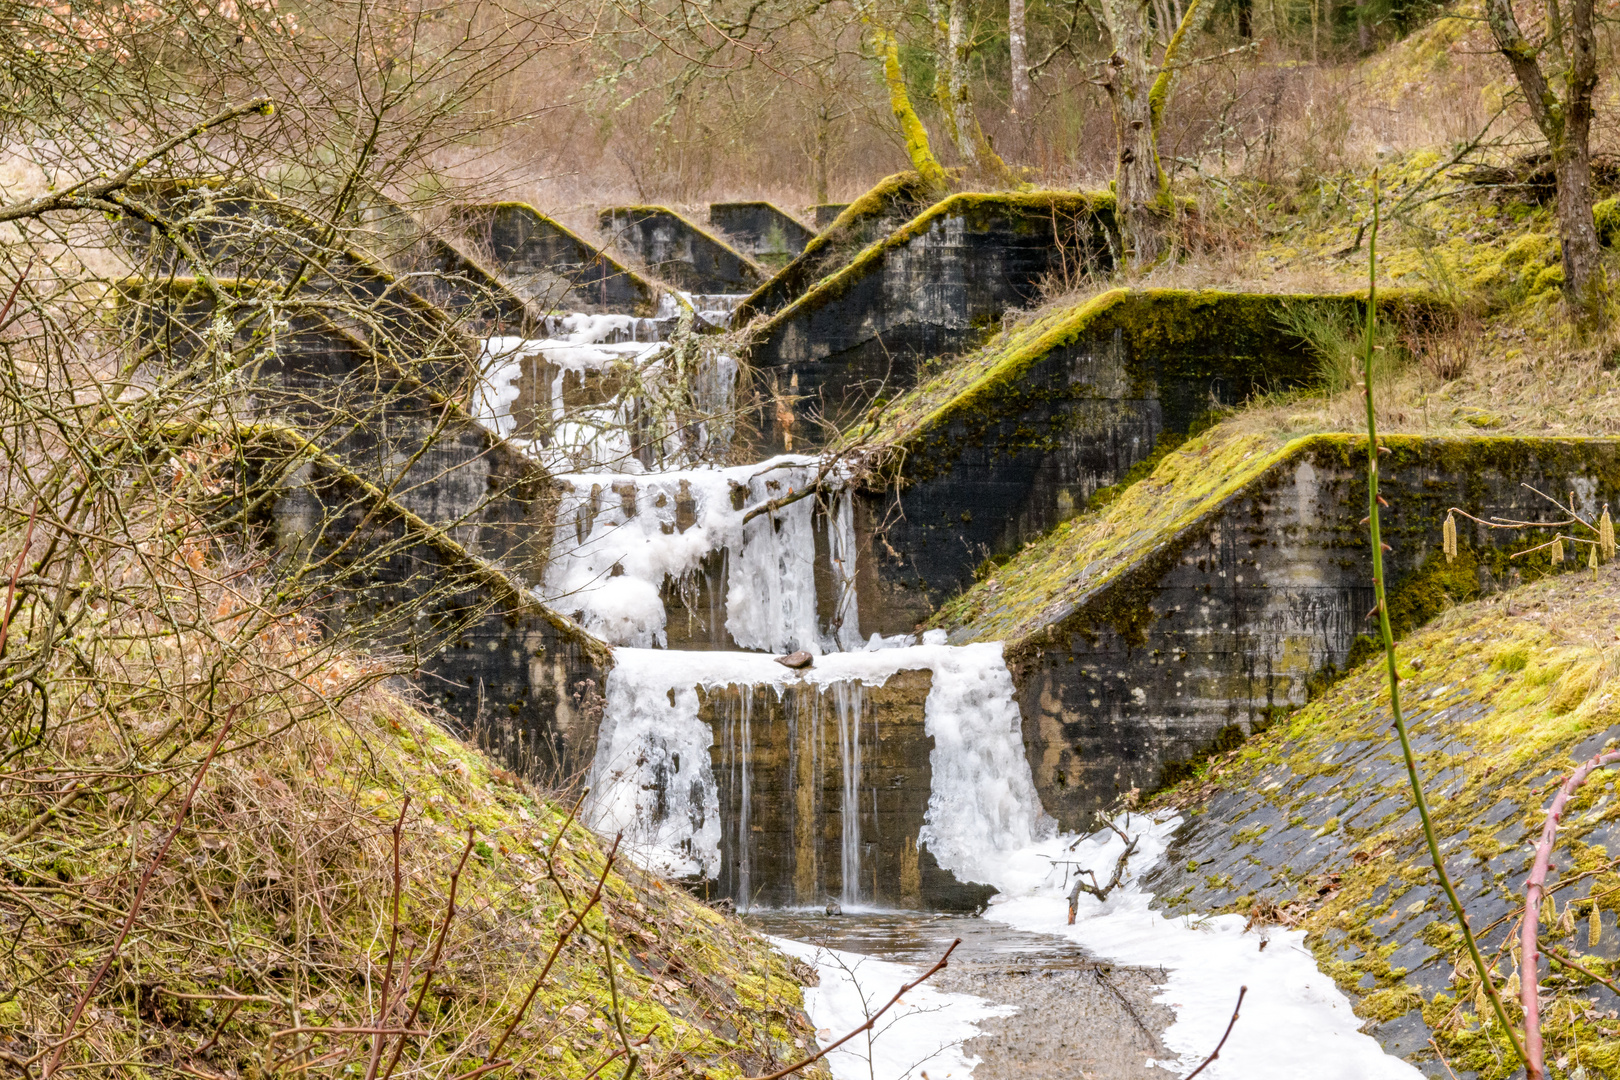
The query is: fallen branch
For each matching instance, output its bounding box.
[1521,749,1620,1078]
[744,939,962,1080]
[1067,816,1139,924]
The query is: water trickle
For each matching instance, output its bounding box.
[832,680,863,907]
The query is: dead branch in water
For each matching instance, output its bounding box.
[1066,816,1139,924]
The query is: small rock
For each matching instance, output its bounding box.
[824,899,842,916]
[776,650,814,670]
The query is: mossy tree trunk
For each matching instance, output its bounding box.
[1486,0,1607,323]
[928,0,1011,181]
[872,24,949,190]
[1098,0,1209,268]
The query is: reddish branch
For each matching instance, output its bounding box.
[1521,748,1620,1078]
[744,939,962,1080]
[1184,985,1246,1079]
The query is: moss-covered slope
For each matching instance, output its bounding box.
[857,287,1433,462]
[1142,568,1620,1078]
[4,666,822,1078]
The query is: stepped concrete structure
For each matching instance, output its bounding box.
[708,201,814,268]
[848,289,1436,631]
[936,430,1620,829]
[458,201,660,315]
[743,191,1117,451]
[599,205,765,293]
[735,172,938,323]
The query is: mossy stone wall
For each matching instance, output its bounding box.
[459,201,659,315]
[744,193,1117,453]
[851,291,1365,634]
[736,172,935,324]
[600,206,765,294]
[700,669,996,911]
[244,432,612,783]
[996,436,1620,830]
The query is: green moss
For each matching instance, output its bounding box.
[1596,197,1620,247]
[856,287,1438,462]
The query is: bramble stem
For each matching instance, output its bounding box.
[1359,171,1529,1071]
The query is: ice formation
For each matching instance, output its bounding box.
[543,457,859,651]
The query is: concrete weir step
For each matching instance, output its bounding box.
[735,171,938,324]
[847,287,1441,632]
[934,427,1620,830]
[455,201,660,315]
[707,201,814,269]
[598,205,765,294]
[743,190,1118,451]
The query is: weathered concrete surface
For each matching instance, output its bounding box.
[125,283,553,581]
[937,432,1620,832]
[812,204,848,228]
[709,202,814,268]
[735,172,937,323]
[702,669,996,911]
[458,201,659,315]
[1138,569,1620,1078]
[599,206,765,294]
[121,183,474,378]
[358,197,546,335]
[241,428,611,783]
[850,290,1434,634]
[744,192,1117,453]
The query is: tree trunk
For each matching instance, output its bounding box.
[1100,0,1168,266]
[1356,0,1371,52]
[930,0,1011,180]
[813,107,831,204]
[1485,0,1606,320]
[873,25,948,190]
[1009,0,1030,117]
[1236,0,1251,38]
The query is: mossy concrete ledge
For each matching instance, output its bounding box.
[735,171,937,323]
[742,191,1118,452]
[237,424,613,783]
[599,205,765,294]
[360,195,548,335]
[934,429,1620,830]
[849,288,1437,633]
[1140,569,1620,1078]
[458,201,659,315]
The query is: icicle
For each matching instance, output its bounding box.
[1604,506,1615,560]
[1553,536,1565,565]
[834,681,864,906]
[1442,510,1457,564]
[1592,905,1604,947]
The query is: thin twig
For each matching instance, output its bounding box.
[1521,750,1620,1078]
[1184,985,1245,1078]
[1359,171,1529,1072]
[744,939,962,1080]
[42,709,239,1077]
